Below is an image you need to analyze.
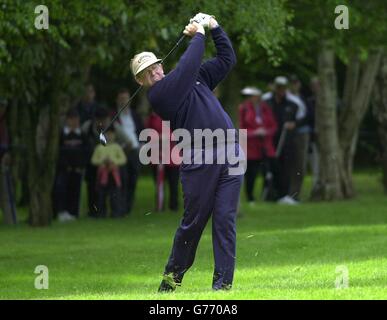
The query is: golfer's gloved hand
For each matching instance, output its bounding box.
[190,12,217,29]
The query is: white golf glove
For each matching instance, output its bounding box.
[190,12,215,29]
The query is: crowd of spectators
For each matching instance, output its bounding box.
[238,75,319,205]
[0,75,319,224]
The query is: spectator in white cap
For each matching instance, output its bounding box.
[239,86,277,204]
[262,76,300,204]
[274,76,288,86]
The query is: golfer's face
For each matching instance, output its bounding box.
[141,63,164,87]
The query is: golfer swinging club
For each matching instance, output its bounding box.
[131,13,243,291]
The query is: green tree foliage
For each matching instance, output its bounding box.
[0,0,291,225]
[286,0,387,199]
[281,0,387,85]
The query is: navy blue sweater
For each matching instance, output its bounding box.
[147,27,236,136]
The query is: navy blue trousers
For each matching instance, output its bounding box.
[164,155,243,289]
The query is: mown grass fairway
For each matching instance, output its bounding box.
[1,173,387,299]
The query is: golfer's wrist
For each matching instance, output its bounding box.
[209,18,219,30]
[197,26,205,35]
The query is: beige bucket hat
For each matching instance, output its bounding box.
[131,52,162,77]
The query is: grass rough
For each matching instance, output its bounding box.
[0,172,386,299]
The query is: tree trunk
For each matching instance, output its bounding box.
[29,183,54,226]
[313,45,383,201]
[339,131,358,197]
[372,53,387,193]
[27,108,60,226]
[338,49,383,197]
[311,40,343,200]
[25,72,61,226]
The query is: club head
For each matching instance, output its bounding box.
[99,132,107,146]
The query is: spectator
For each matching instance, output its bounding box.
[239,87,277,204]
[91,127,127,218]
[113,88,144,215]
[0,97,17,224]
[263,76,299,204]
[288,74,310,201]
[82,107,111,218]
[76,83,99,125]
[53,108,88,222]
[145,112,181,212]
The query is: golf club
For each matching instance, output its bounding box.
[99,34,186,146]
[275,126,287,158]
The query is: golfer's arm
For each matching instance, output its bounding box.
[153,33,205,104]
[198,27,236,90]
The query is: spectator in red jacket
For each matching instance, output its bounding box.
[239,87,278,203]
[145,112,181,211]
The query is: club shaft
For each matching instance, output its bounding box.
[100,34,186,137]
[102,85,143,134]
[161,34,186,64]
